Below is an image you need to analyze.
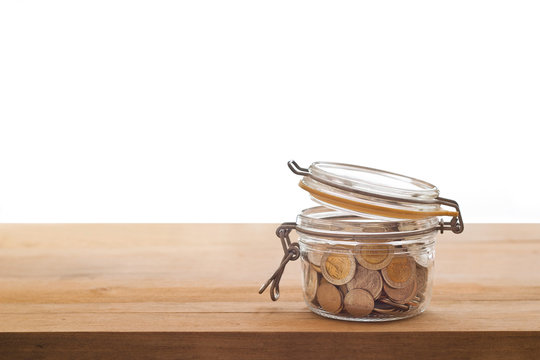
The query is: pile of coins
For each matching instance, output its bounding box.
[302,243,430,319]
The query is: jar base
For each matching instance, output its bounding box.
[307,303,427,322]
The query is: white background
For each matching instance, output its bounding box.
[0,1,539,223]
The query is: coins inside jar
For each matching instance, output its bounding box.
[383,277,417,304]
[346,263,383,299]
[354,240,394,271]
[344,289,374,317]
[321,253,356,285]
[303,243,431,319]
[381,255,416,288]
[316,279,343,314]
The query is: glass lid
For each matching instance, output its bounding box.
[310,162,439,201]
[288,160,462,229]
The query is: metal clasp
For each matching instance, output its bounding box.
[259,222,299,301]
[288,160,310,176]
[436,197,464,234]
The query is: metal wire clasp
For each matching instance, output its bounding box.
[436,197,464,234]
[259,222,299,301]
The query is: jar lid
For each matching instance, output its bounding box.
[288,160,463,234]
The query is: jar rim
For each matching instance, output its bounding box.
[296,206,440,239]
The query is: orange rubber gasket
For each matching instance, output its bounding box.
[299,181,459,220]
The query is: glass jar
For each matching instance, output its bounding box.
[260,161,463,322]
[297,206,436,321]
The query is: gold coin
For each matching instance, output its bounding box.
[383,277,417,304]
[316,282,343,314]
[308,251,324,267]
[416,264,428,295]
[381,256,416,288]
[304,263,319,302]
[321,253,356,285]
[354,242,394,271]
[346,264,383,299]
[344,289,374,317]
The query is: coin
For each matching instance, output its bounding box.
[344,289,374,317]
[308,251,324,267]
[381,256,416,288]
[354,241,394,271]
[378,297,410,311]
[373,301,399,314]
[346,264,383,299]
[321,253,356,285]
[304,263,319,302]
[316,281,343,314]
[416,264,428,295]
[383,277,417,304]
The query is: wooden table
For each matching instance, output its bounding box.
[1,224,539,359]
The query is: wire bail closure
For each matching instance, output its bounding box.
[436,197,464,234]
[259,223,299,301]
[288,160,464,234]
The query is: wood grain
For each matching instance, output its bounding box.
[1,224,539,359]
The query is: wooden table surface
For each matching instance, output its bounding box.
[1,224,539,359]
